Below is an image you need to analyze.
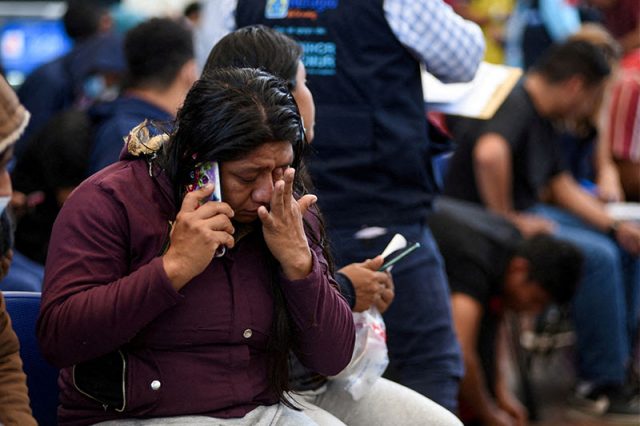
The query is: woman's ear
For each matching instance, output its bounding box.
[180,59,199,89]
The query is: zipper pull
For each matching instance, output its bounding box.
[148,153,158,177]
[102,404,109,411]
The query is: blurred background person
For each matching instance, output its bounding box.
[15,0,123,158]
[444,40,640,420]
[183,1,202,28]
[87,17,196,175]
[602,48,640,202]
[2,110,93,292]
[429,202,583,426]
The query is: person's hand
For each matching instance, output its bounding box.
[258,168,317,280]
[0,249,12,281]
[163,184,235,290]
[338,256,395,313]
[614,221,640,255]
[596,166,624,203]
[596,179,624,203]
[496,388,528,426]
[508,212,555,237]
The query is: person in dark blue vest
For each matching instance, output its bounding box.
[198,0,486,412]
[87,18,197,176]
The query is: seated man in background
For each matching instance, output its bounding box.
[429,199,583,426]
[0,75,36,425]
[87,17,197,175]
[444,39,640,419]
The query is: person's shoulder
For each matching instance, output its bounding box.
[83,159,149,198]
[497,84,532,116]
[17,57,68,98]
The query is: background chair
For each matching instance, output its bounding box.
[3,291,59,425]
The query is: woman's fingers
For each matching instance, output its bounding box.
[181,184,216,212]
[202,214,235,235]
[193,201,235,221]
[298,194,318,216]
[282,168,295,210]
[269,179,286,217]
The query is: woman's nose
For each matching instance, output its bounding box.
[252,175,274,204]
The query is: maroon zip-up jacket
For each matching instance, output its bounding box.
[37,157,355,425]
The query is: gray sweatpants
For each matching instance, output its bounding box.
[297,378,462,426]
[94,403,317,426]
[95,378,461,426]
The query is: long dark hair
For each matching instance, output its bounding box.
[158,68,306,406]
[160,68,305,200]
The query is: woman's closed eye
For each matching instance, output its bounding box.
[272,166,288,181]
[234,173,258,183]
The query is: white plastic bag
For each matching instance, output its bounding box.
[329,306,389,400]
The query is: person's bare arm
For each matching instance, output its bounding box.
[494,321,528,426]
[593,134,624,202]
[549,172,613,231]
[474,133,513,213]
[473,133,554,236]
[452,293,515,426]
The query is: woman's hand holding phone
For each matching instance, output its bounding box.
[163,184,235,291]
[258,167,318,280]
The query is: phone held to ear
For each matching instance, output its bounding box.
[187,161,222,202]
[378,233,421,272]
[187,161,226,257]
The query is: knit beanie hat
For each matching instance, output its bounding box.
[0,76,30,154]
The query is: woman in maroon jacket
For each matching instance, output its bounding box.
[37,68,355,425]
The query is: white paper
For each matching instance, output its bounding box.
[605,202,640,221]
[380,234,407,258]
[423,62,522,119]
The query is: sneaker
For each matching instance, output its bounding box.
[568,382,640,424]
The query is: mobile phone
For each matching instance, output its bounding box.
[187,161,225,257]
[378,242,421,271]
[187,161,221,202]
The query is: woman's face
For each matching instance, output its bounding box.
[291,61,316,143]
[220,141,294,223]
